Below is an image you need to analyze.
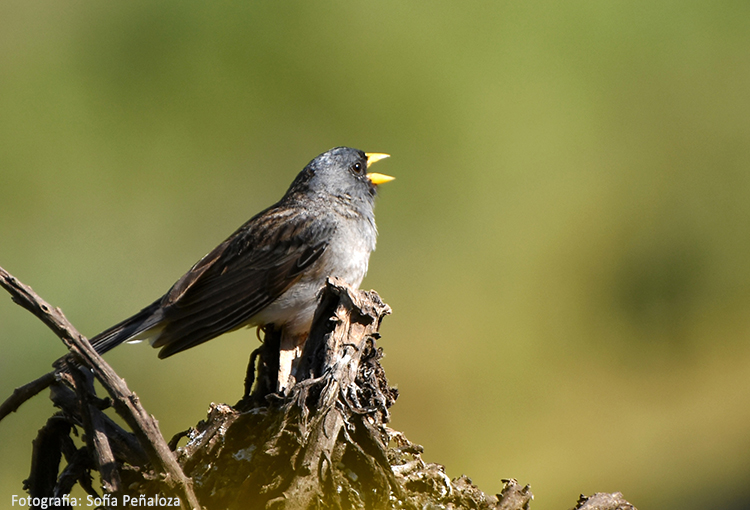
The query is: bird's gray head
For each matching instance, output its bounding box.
[286,147,393,205]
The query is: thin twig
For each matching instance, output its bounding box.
[0,371,56,421]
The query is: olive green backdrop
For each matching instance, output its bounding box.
[2,2,750,509]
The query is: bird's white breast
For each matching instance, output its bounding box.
[251,211,376,337]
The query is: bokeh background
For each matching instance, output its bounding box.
[2,2,750,509]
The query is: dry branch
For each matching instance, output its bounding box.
[0,371,56,421]
[0,266,638,510]
[0,265,201,510]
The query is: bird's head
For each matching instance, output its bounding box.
[289,147,394,202]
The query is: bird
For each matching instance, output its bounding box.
[88,147,393,391]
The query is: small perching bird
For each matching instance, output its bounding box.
[89,147,393,390]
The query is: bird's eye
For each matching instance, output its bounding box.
[352,162,363,174]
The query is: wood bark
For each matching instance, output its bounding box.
[0,266,637,510]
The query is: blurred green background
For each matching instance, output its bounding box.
[2,1,750,508]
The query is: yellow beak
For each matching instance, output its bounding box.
[365,152,395,185]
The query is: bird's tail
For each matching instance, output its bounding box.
[89,300,164,355]
[0,301,164,423]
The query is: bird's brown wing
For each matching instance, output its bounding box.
[148,205,334,358]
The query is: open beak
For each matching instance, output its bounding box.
[365,152,395,185]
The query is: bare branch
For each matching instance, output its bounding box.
[0,371,56,421]
[68,363,122,494]
[0,265,202,510]
[1,265,639,510]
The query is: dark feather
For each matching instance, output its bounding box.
[89,301,163,354]
[87,146,379,360]
[89,200,334,358]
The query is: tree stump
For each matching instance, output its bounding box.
[0,267,637,510]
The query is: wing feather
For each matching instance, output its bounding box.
[151,204,334,357]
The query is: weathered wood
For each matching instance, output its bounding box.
[0,371,56,421]
[574,492,638,510]
[68,363,122,494]
[0,265,201,510]
[163,278,540,510]
[25,415,72,502]
[0,266,639,510]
